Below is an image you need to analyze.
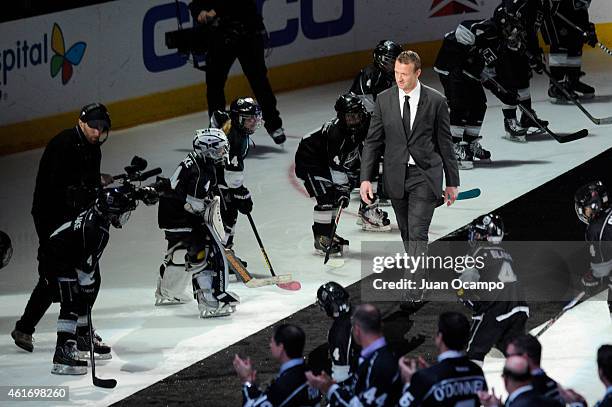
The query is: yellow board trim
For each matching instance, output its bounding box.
[1,22,611,155]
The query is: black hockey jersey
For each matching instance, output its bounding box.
[586,207,612,278]
[460,244,528,318]
[210,111,250,191]
[434,19,502,81]
[241,360,320,407]
[399,353,487,407]
[328,313,360,382]
[41,208,110,279]
[294,119,365,184]
[350,64,394,111]
[328,342,401,407]
[158,152,218,231]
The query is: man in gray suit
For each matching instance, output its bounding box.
[360,50,459,253]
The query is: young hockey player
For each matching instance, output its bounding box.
[574,181,612,318]
[350,40,403,112]
[295,93,390,257]
[156,128,240,318]
[458,213,529,366]
[542,0,597,102]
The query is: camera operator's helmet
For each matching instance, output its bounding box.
[575,181,609,224]
[493,5,526,52]
[468,213,504,244]
[316,281,350,318]
[373,40,403,75]
[229,97,262,135]
[0,230,13,270]
[95,186,137,229]
[334,93,370,142]
[193,128,229,164]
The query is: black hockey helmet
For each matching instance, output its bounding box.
[468,213,504,244]
[316,281,350,318]
[95,186,137,229]
[575,181,609,224]
[334,93,370,141]
[373,40,403,75]
[0,230,13,270]
[492,5,526,52]
[229,97,262,135]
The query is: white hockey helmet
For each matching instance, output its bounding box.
[193,128,229,164]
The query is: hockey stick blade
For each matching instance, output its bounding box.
[93,377,117,389]
[245,274,293,288]
[517,101,587,143]
[555,129,589,143]
[436,188,481,207]
[276,281,302,291]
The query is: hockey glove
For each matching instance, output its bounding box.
[581,270,605,295]
[231,186,253,214]
[332,186,351,209]
[528,50,545,75]
[585,23,598,47]
[137,186,159,206]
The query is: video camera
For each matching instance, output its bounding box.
[113,156,171,206]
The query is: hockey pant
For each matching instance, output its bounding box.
[439,71,486,143]
[467,307,528,362]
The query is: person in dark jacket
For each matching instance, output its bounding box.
[12,103,112,353]
[233,324,320,406]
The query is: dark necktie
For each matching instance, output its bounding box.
[402,95,411,136]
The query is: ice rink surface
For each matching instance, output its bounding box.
[0,50,611,405]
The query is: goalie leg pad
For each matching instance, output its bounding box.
[156,240,192,305]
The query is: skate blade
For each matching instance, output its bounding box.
[155,296,190,306]
[79,350,112,361]
[51,364,87,375]
[502,134,527,143]
[326,258,346,268]
[245,274,293,288]
[199,305,236,319]
[549,98,574,105]
[458,162,474,170]
[314,248,343,257]
[361,223,392,232]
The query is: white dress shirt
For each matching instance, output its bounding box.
[398,81,420,166]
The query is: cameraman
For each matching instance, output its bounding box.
[189,0,286,145]
[12,103,112,353]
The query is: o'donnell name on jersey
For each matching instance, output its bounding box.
[372,278,504,292]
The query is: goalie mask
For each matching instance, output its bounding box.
[575,181,609,224]
[334,93,370,142]
[373,40,403,76]
[230,97,262,135]
[193,128,229,164]
[469,213,504,244]
[95,186,137,229]
[317,281,350,318]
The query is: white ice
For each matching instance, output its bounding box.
[0,50,611,406]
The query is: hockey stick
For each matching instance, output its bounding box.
[225,249,293,288]
[488,77,588,142]
[87,305,117,389]
[534,291,586,338]
[324,196,349,265]
[436,188,481,207]
[542,67,612,125]
[246,213,301,291]
[555,12,612,57]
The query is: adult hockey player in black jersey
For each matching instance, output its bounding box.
[398,311,487,407]
[542,0,597,102]
[574,181,612,318]
[295,93,390,257]
[233,324,320,407]
[306,304,402,407]
[40,186,141,374]
[494,1,550,142]
[210,97,260,252]
[350,40,403,112]
[314,282,360,383]
[459,213,529,365]
[156,128,240,318]
[0,230,12,270]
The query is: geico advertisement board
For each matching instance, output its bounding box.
[1,0,609,126]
